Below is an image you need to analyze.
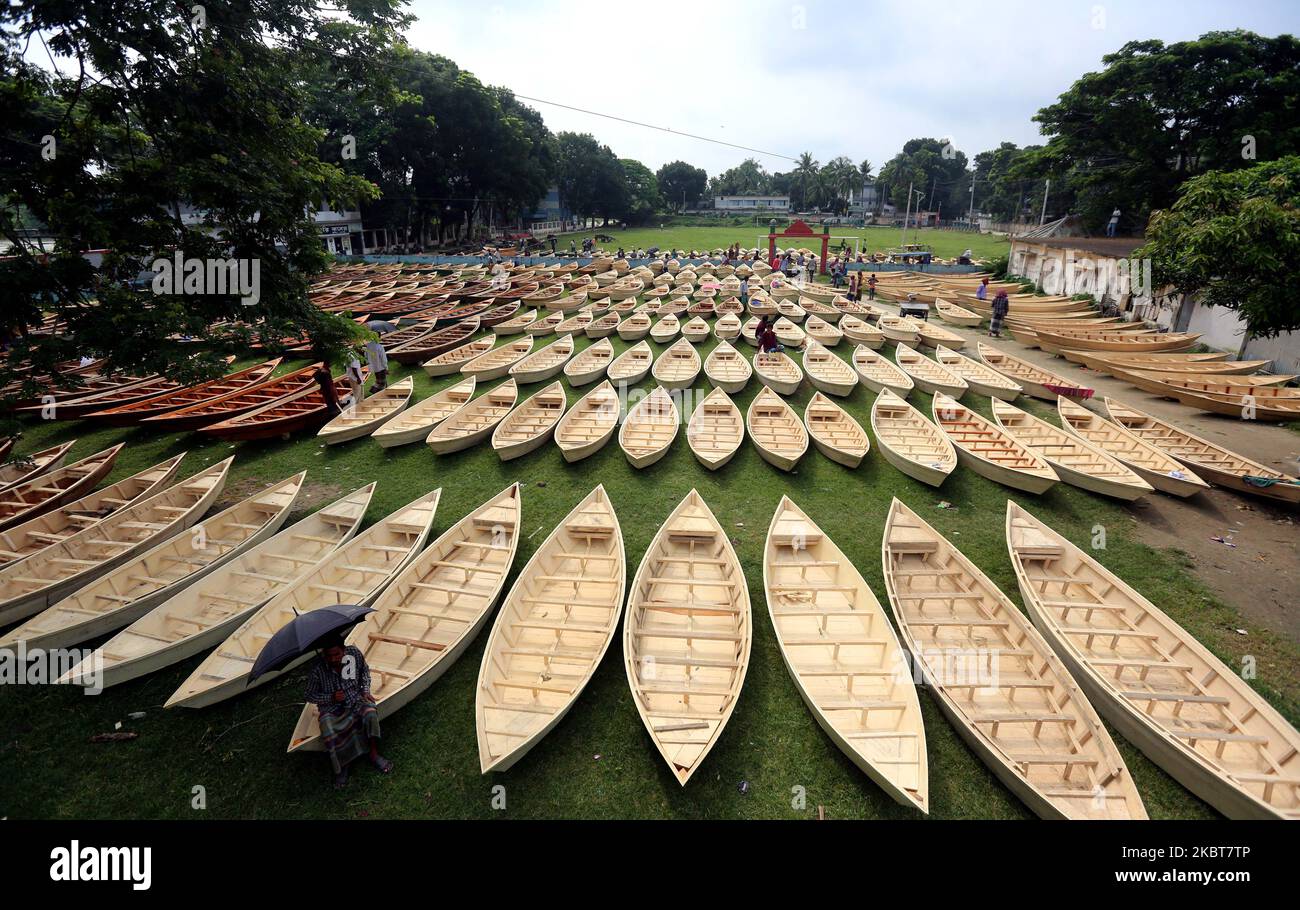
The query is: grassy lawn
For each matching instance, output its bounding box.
[1,319,1295,820]
[556,225,1010,261]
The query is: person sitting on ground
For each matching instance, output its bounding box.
[305,633,392,789]
[758,323,783,353]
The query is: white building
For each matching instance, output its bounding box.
[713,195,790,212]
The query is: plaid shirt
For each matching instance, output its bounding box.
[305,645,372,715]
[992,295,1010,318]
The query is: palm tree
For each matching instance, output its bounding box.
[795,152,819,212]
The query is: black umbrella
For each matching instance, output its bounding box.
[246,604,375,684]
[366,320,398,334]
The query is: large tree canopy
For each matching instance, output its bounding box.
[1140,156,1300,338]
[877,138,970,217]
[618,159,662,226]
[656,161,707,210]
[555,132,628,225]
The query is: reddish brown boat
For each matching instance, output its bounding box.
[0,437,15,462]
[199,371,357,442]
[141,363,321,433]
[479,300,520,327]
[0,443,123,531]
[86,359,283,426]
[389,315,481,365]
[379,320,439,353]
[437,301,491,321]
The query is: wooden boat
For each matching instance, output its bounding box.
[804,315,843,348]
[976,343,1093,401]
[915,320,967,350]
[525,311,565,336]
[0,437,13,462]
[715,297,744,316]
[741,316,761,347]
[895,343,969,398]
[475,486,624,772]
[748,297,777,317]
[1035,328,1201,354]
[479,300,523,328]
[523,284,565,306]
[703,341,752,393]
[933,393,1057,494]
[1154,386,1300,421]
[714,313,742,341]
[651,338,702,391]
[853,346,914,396]
[85,360,280,425]
[686,388,743,470]
[0,454,185,570]
[934,299,982,327]
[1058,350,1231,372]
[289,484,522,753]
[492,381,566,461]
[563,338,614,387]
[801,342,857,397]
[776,300,807,322]
[199,370,355,441]
[142,364,321,432]
[421,337,494,376]
[624,490,749,784]
[619,386,679,468]
[747,387,808,472]
[0,458,231,627]
[1057,397,1209,497]
[555,310,595,335]
[166,489,439,709]
[933,345,1022,401]
[878,315,922,344]
[1074,354,1271,378]
[765,497,926,810]
[991,399,1152,500]
[1,473,304,651]
[460,337,533,382]
[317,377,413,445]
[804,393,869,467]
[1102,397,1300,505]
[1114,369,1299,399]
[493,308,538,336]
[60,484,373,690]
[682,316,710,344]
[510,334,575,384]
[650,314,681,343]
[882,500,1146,819]
[391,316,482,365]
[608,341,654,385]
[871,389,956,487]
[754,351,803,396]
[1005,503,1298,819]
[618,312,653,341]
[427,378,518,454]
[0,444,123,531]
[554,381,619,462]
[774,317,806,349]
[585,312,621,339]
[0,441,74,493]
[372,378,475,449]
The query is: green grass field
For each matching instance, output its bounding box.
[1,307,1295,820]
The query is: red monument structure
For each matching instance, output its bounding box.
[767,219,831,274]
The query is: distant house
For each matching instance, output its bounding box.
[847,181,880,215]
[528,186,573,234]
[713,195,790,212]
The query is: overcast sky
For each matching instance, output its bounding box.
[406,0,1299,175]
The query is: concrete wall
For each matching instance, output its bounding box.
[1182,301,1300,372]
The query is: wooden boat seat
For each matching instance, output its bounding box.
[887,526,938,554]
[1011,523,1065,558]
[368,632,445,652]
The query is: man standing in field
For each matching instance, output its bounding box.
[989,290,1009,338]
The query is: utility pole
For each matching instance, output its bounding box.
[900,181,913,248]
[1040,178,1050,225]
[968,177,976,226]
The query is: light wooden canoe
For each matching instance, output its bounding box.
[1151,386,1300,421]
[882,500,1146,819]
[1035,328,1201,354]
[492,381,566,461]
[317,376,413,445]
[650,314,681,343]
[624,489,748,785]
[1056,397,1209,497]
[1058,350,1232,373]
[805,315,843,348]
[421,337,494,377]
[0,443,123,532]
[0,458,232,627]
[802,342,857,397]
[618,312,653,341]
[60,484,373,689]
[682,316,710,344]
[933,392,1057,494]
[554,380,619,462]
[1102,397,1300,505]
[853,345,914,397]
[1114,368,1300,399]
[714,313,742,341]
[839,316,884,348]
[290,484,522,753]
[476,485,625,772]
[373,377,476,448]
[804,392,869,467]
[686,388,743,470]
[619,386,679,468]
[915,320,967,350]
[765,496,926,811]
[1,472,304,651]
[608,340,654,385]
[977,343,1093,401]
[651,338,702,391]
[934,345,1022,400]
[774,317,806,349]
[510,334,575,384]
[754,351,803,395]
[703,341,752,393]
[165,489,439,709]
[991,399,1152,500]
[1005,502,1297,819]
[0,454,185,570]
[741,315,761,347]
[426,378,518,454]
[934,299,982,327]
[777,300,807,322]
[895,343,968,398]
[878,315,922,344]
[585,312,621,338]
[871,389,956,486]
[524,311,565,336]
[563,338,614,387]
[461,337,534,381]
[0,441,75,493]
[493,308,538,336]
[555,310,594,335]
[747,387,808,472]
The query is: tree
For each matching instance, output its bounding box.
[1026,31,1300,232]
[793,152,820,211]
[556,133,626,225]
[655,161,707,211]
[709,158,771,197]
[971,142,1035,221]
[618,159,662,225]
[819,156,859,213]
[876,138,970,218]
[1140,156,1300,339]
